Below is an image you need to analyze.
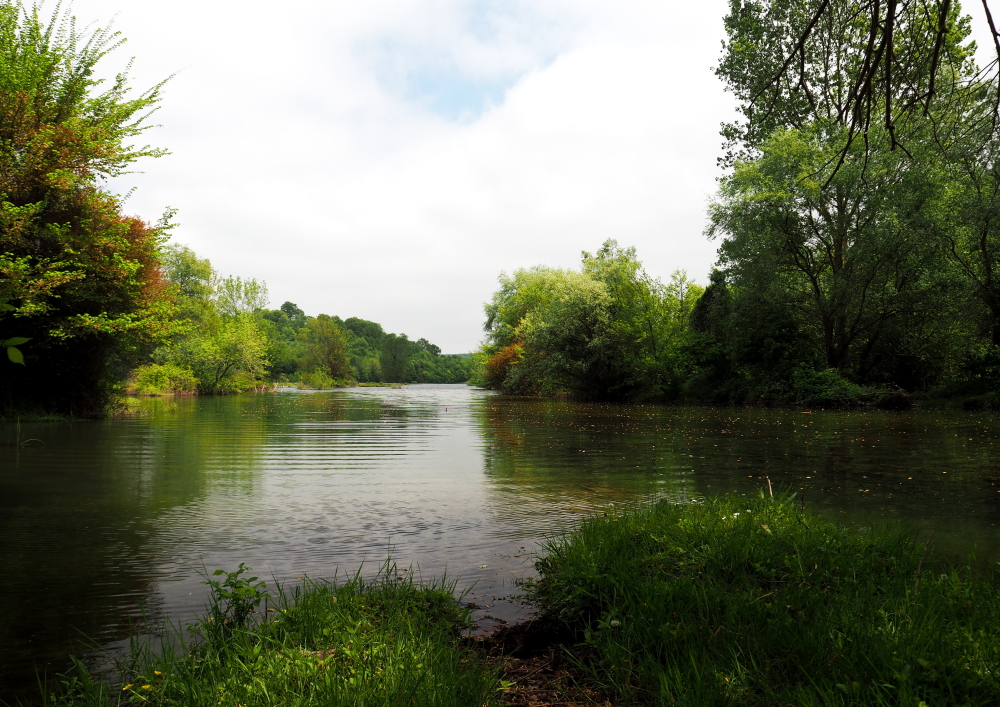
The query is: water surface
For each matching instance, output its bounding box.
[3,386,1000,697]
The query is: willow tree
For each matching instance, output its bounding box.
[0,1,176,415]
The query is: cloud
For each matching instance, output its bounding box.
[75,0,737,352]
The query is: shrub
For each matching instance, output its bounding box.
[131,363,197,395]
[298,369,336,390]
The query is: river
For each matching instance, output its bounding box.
[3,384,1000,697]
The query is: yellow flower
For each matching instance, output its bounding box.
[122,684,133,691]
[154,671,162,676]
[142,684,151,689]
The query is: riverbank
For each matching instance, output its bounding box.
[44,563,500,707]
[40,494,1000,706]
[531,494,1000,705]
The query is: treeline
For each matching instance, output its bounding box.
[478,0,1000,407]
[131,245,472,395]
[0,2,469,416]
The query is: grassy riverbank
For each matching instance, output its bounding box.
[532,494,1000,706]
[41,565,499,707]
[39,496,1000,706]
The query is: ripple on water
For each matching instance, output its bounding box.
[4,387,1000,697]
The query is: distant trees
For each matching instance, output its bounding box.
[131,251,473,395]
[143,248,271,394]
[0,1,176,415]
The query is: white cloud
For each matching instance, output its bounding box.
[74,0,737,352]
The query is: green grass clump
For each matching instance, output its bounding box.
[533,494,1000,706]
[43,564,499,707]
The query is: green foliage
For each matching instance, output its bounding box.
[533,494,1000,706]
[709,125,949,376]
[251,310,469,386]
[130,362,197,395]
[156,313,270,394]
[479,240,701,401]
[0,297,27,364]
[298,368,337,390]
[298,315,351,380]
[0,1,178,416]
[203,563,270,633]
[214,276,269,317]
[715,0,975,162]
[43,563,500,707]
[160,244,213,301]
[687,0,999,399]
[342,317,385,345]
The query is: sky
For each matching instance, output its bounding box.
[62,0,741,353]
[49,2,745,352]
[66,1,1000,353]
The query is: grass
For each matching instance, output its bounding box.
[531,494,1000,706]
[36,495,1000,706]
[39,562,500,707]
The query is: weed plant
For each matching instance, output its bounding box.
[41,562,499,707]
[533,494,1000,706]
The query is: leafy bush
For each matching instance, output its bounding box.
[298,369,336,389]
[790,366,869,406]
[131,363,197,395]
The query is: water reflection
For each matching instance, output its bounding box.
[474,400,1000,561]
[3,389,1000,698]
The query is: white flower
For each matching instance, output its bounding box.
[609,620,621,627]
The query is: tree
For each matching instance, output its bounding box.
[298,314,350,380]
[161,244,213,300]
[941,113,1000,346]
[709,125,949,379]
[215,276,268,317]
[416,337,441,356]
[380,333,414,383]
[479,242,700,400]
[343,317,385,345]
[161,244,215,323]
[164,314,270,394]
[0,1,176,415]
[717,0,979,170]
[279,301,307,330]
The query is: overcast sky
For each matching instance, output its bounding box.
[71,3,730,351]
[63,0,744,352]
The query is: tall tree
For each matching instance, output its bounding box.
[717,0,979,169]
[709,126,949,378]
[380,333,414,383]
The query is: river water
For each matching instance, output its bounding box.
[3,384,1000,697]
